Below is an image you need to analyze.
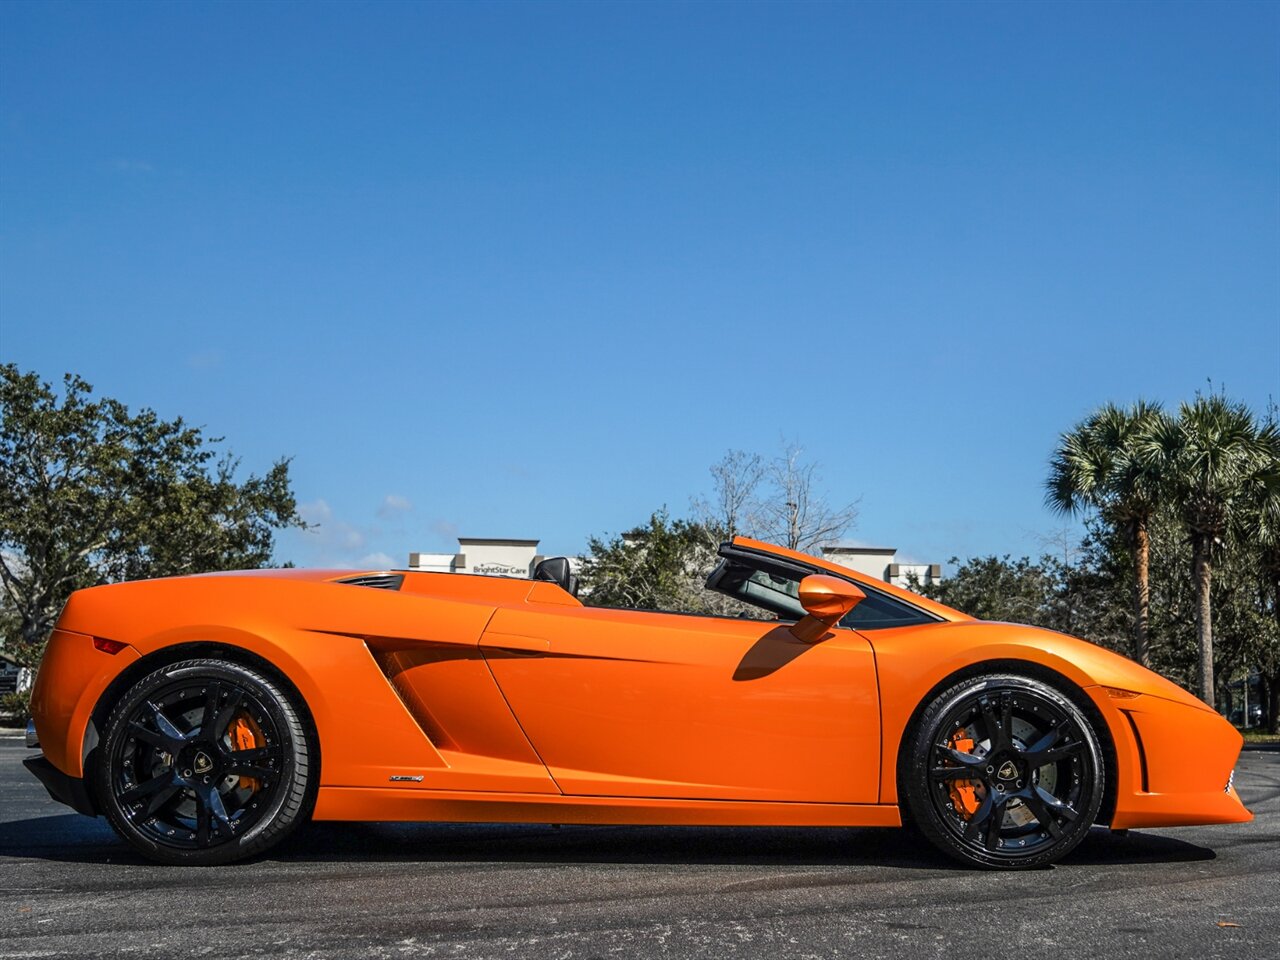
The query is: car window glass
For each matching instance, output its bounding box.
[738,569,806,620]
[710,556,938,629]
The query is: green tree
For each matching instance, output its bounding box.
[578,510,729,613]
[912,546,1125,645]
[915,554,1071,630]
[1143,394,1277,707]
[0,365,304,666]
[1046,401,1164,666]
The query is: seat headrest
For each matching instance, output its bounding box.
[532,556,578,596]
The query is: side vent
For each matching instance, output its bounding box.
[1120,710,1150,793]
[337,573,405,591]
[365,643,456,750]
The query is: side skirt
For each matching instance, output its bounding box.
[312,787,903,827]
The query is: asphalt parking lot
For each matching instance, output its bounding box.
[1,736,1277,959]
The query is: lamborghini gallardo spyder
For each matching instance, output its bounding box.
[24,537,1250,868]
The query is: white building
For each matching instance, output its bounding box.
[820,543,941,589]
[408,538,544,578]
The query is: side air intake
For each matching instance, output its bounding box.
[336,573,405,591]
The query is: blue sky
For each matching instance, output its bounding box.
[2,0,1277,570]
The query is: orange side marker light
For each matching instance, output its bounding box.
[1103,687,1141,700]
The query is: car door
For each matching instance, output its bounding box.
[480,603,881,803]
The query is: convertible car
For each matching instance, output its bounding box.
[24,536,1249,868]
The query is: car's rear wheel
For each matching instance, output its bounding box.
[93,658,311,865]
[903,673,1104,869]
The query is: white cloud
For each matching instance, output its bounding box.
[358,552,397,569]
[298,499,367,558]
[430,519,459,543]
[299,499,333,525]
[377,494,413,518]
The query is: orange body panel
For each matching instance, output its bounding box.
[1105,691,1250,829]
[28,539,1250,834]
[480,605,881,802]
[30,629,141,776]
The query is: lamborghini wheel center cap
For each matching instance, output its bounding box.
[193,751,214,775]
[997,760,1018,781]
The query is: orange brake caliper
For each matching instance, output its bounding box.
[230,713,264,793]
[948,729,980,818]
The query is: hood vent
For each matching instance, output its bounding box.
[336,573,405,591]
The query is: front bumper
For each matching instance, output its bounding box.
[1105,691,1252,829]
[23,754,98,818]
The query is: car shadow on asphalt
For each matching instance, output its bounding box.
[0,815,1215,869]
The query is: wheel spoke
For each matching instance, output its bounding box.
[1023,722,1083,767]
[226,740,281,780]
[146,701,187,743]
[143,782,183,818]
[963,794,1007,851]
[127,720,176,751]
[1032,785,1078,824]
[207,785,232,829]
[1021,789,1063,838]
[930,764,982,781]
[198,682,224,738]
[983,800,1005,850]
[979,694,1012,752]
[225,758,278,781]
[195,795,211,847]
[211,689,247,741]
[119,772,178,806]
[941,747,986,768]
[231,744,281,761]
[226,743,282,779]
[1026,725,1061,755]
[1036,742,1083,765]
[191,783,232,846]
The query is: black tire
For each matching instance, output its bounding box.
[92,658,312,865]
[902,673,1104,869]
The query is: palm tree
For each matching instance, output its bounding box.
[1242,411,1280,731]
[1144,395,1275,708]
[1046,401,1164,666]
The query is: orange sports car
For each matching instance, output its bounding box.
[24,536,1250,868]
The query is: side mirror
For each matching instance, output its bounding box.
[790,575,865,643]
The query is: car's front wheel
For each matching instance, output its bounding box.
[93,657,312,865]
[903,673,1104,869]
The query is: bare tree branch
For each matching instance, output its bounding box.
[752,442,859,555]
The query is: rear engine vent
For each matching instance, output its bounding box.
[337,573,405,591]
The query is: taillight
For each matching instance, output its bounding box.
[92,637,128,655]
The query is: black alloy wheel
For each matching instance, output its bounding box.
[903,673,1104,869]
[94,658,312,865]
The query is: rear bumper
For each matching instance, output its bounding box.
[23,754,98,818]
